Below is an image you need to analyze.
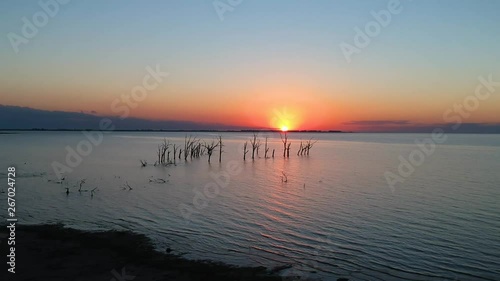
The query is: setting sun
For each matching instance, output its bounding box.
[281,126,289,132]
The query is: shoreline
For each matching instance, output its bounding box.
[0,224,296,281]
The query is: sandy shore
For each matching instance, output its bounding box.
[0,224,293,281]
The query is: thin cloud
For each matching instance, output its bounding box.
[344,119,500,133]
[344,120,411,126]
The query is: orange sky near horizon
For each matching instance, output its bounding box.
[1,37,499,131]
[2,77,500,131]
[1,67,500,131]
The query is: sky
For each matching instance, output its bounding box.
[1,0,499,131]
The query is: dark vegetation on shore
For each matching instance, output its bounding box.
[0,224,293,281]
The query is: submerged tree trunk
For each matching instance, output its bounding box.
[280,132,288,158]
[218,135,223,163]
[243,141,249,161]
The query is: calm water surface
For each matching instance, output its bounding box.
[1,132,499,281]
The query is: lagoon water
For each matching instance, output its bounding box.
[1,131,499,281]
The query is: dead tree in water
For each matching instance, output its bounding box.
[203,140,219,163]
[297,141,303,156]
[78,179,86,192]
[218,135,223,163]
[122,181,133,190]
[196,142,203,157]
[156,145,162,165]
[256,139,262,157]
[91,187,98,198]
[264,137,270,158]
[286,142,291,158]
[280,132,288,157]
[190,139,200,159]
[157,139,171,165]
[184,136,192,161]
[190,141,196,159]
[272,149,275,158]
[302,139,317,155]
[243,141,249,160]
[281,171,288,183]
[162,139,169,164]
[172,144,178,165]
[250,133,260,160]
